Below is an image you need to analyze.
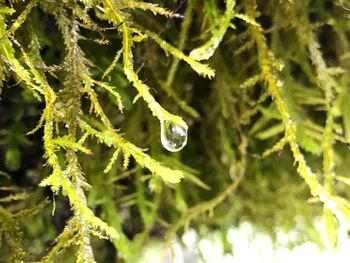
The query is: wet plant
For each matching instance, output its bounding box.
[1,0,350,262]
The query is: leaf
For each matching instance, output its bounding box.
[335,175,350,186]
[125,0,183,18]
[13,199,49,218]
[104,148,120,174]
[296,127,322,155]
[51,136,92,155]
[184,172,211,190]
[122,151,131,170]
[102,48,122,80]
[240,74,261,89]
[0,193,30,203]
[255,122,285,140]
[262,135,288,157]
[235,13,259,26]
[94,80,123,112]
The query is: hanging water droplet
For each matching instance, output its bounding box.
[161,120,188,152]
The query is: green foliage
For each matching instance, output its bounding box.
[1,0,350,261]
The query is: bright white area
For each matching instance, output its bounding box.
[139,221,350,263]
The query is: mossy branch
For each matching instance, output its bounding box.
[1,0,349,261]
[244,0,350,227]
[80,119,185,184]
[189,0,236,61]
[284,1,340,247]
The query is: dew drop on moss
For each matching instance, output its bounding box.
[160,120,188,152]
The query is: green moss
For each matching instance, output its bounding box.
[0,0,350,261]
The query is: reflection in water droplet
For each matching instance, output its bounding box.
[161,120,188,152]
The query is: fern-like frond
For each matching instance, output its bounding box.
[0,0,38,40]
[240,74,262,89]
[284,1,344,247]
[262,135,288,158]
[122,25,189,128]
[52,136,92,155]
[189,0,236,61]
[146,29,215,78]
[102,48,122,80]
[243,0,350,227]
[93,79,123,112]
[0,193,30,203]
[124,0,183,18]
[80,120,185,184]
[39,169,119,240]
[104,148,120,174]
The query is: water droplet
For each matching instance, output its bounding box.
[160,120,188,152]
